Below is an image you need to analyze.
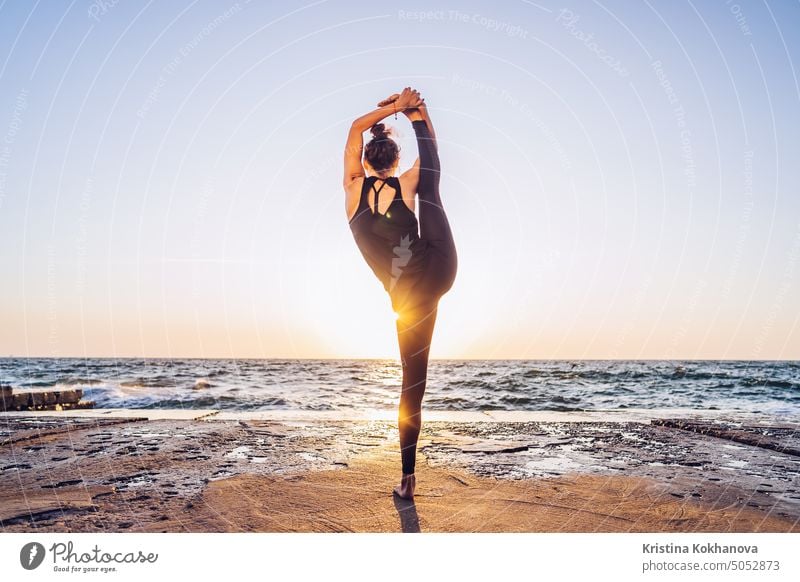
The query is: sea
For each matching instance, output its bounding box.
[1,358,799,415]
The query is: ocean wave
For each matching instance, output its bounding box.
[52,380,112,391]
[16,380,59,387]
[3,358,798,414]
[119,377,177,388]
[740,378,797,389]
[58,377,106,386]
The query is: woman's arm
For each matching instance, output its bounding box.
[342,125,368,188]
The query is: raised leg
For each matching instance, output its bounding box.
[411,119,457,296]
[412,120,453,243]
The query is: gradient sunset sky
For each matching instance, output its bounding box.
[1,0,799,359]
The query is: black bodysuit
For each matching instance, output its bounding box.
[348,119,457,475]
[349,120,457,315]
[348,175,429,314]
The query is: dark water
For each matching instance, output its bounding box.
[1,358,798,415]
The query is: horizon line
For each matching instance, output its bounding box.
[0,356,797,362]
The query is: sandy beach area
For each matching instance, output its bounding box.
[1,410,798,533]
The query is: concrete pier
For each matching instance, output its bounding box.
[0,408,797,532]
[0,384,94,412]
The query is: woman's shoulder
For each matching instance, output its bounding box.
[397,168,417,193]
[344,175,370,192]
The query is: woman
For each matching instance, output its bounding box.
[343,87,458,499]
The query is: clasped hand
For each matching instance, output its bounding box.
[377,87,424,114]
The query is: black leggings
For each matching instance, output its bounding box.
[394,119,457,475]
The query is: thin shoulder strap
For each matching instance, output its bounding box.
[372,178,388,195]
[357,175,372,211]
[371,178,388,213]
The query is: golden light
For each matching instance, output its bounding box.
[316,286,401,358]
[363,409,396,422]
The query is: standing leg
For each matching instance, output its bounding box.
[393,298,438,498]
[391,119,457,498]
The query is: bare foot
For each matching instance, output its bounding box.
[393,473,415,499]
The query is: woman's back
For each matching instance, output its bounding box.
[349,176,429,309]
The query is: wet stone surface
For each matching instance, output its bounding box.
[651,419,800,457]
[1,415,798,531]
[0,416,142,446]
[417,420,800,520]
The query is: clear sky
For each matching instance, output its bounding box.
[1,0,799,360]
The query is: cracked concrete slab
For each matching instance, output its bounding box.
[0,412,797,532]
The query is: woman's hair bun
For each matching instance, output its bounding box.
[371,123,390,139]
[364,123,399,172]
